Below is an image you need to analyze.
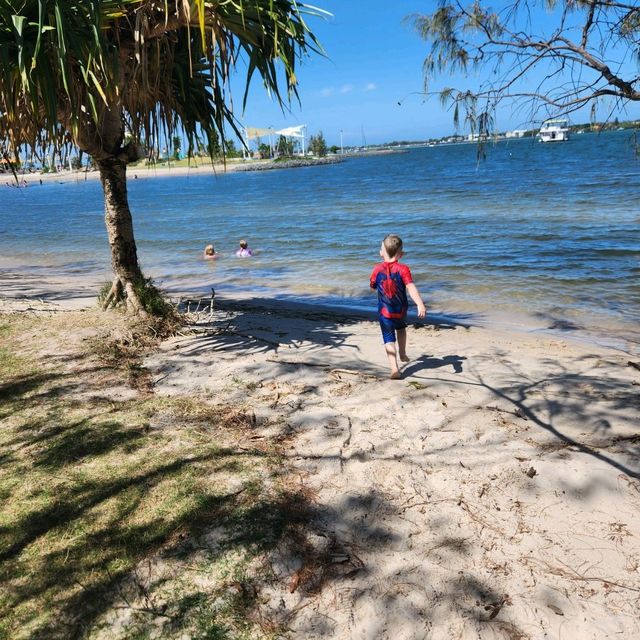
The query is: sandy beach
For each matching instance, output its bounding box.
[3,162,240,187]
[146,298,640,639]
[3,156,342,187]
[2,286,638,639]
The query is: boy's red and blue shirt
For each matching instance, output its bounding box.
[369,261,413,319]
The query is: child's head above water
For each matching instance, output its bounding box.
[236,239,253,257]
[381,234,403,261]
[204,244,215,256]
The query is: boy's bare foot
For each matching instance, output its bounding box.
[390,370,402,380]
[399,353,410,362]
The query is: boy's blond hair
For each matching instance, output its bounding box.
[383,234,403,258]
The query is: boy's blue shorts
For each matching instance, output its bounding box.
[379,316,407,344]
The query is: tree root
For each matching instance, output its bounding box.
[101,276,148,317]
[102,278,123,310]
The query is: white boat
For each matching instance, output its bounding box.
[538,119,570,142]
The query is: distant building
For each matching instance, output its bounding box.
[505,129,527,138]
[467,133,489,142]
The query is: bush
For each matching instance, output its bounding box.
[98,277,177,321]
[97,281,113,305]
[132,277,173,317]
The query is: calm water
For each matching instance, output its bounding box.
[1,131,639,346]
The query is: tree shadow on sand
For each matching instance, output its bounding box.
[0,359,312,638]
[4,297,639,637]
[144,299,639,636]
[175,297,638,480]
[170,297,477,377]
[405,351,640,480]
[476,366,640,479]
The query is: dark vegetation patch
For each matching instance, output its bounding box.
[0,311,310,639]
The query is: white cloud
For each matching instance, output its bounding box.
[320,87,335,97]
[364,83,377,92]
[340,84,353,94]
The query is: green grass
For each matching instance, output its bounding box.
[129,156,246,170]
[0,312,306,639]
[0,317,32,376]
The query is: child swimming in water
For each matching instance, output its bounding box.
[235,239,253,257]
[203,244,218,259]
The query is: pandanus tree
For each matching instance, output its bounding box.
[0,0,323,314]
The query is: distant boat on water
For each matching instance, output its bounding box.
[538,119,570,143]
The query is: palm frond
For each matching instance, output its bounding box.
[0,0,327,162]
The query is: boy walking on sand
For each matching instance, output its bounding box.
[370,234,427,379]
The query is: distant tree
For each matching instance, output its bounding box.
[329,144,339,154]
[257,142,272,158]
[207,130,221,158]
[225,139,241,158]
[411,1,640,135]
[172,136,182,161]
[309,131,328,156]
[0,1,323,314]
[277,135,295,156]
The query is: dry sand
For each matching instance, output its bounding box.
[143,297,640,639]
[5,156,327,186]
[3,291,639,638]
[2,160,245,188]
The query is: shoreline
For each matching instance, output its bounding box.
[2,156,344,186]
[1,275,637,357]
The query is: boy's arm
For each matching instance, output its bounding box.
[369,266,379,289]
[406,282,427,319]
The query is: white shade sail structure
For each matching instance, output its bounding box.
[244,125,307,155]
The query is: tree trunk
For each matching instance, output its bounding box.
[96,156,146,315]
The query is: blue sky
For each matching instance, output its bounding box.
[234,1,640,146]
[237,1,444,146]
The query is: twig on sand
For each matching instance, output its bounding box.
[618,473,640,497]
[339,417,353,473]
[270,386,280,409]
[458,498,506,535]
[342,417,353,448]
[526,557,640,593]
[484,596,509,621]
[266,357,328,368]
[151,371,172,386]
[331,368,378,380]
[266,358,379,380]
